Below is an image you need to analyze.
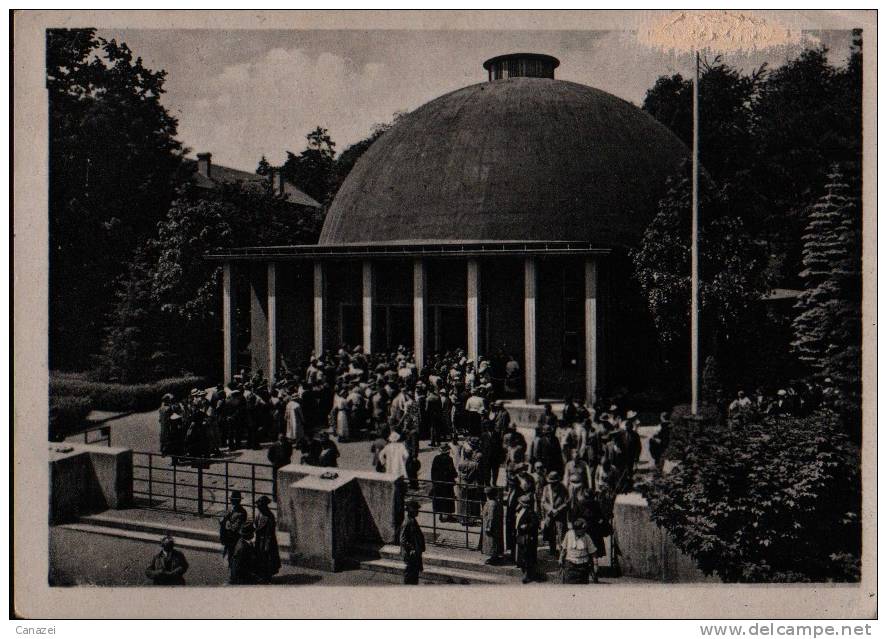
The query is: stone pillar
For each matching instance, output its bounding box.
[524,257,537,404]
[413,259,426,372]
[585,258,598,408]
[313,261,324,356]
[362,260,374,354]
[222,262,237,384]
[267,262,277,384]
[467,258,481,363]
[249,264,269,378]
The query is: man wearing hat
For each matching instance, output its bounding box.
[399,500,426,585]
[514,492,540,583]
[481,486,504,565]
[145,535,189,585]
[558,517,599,584]
[219,490,247,562]
[228,521,258,585]
[541,470,569,556]
[430,443,457,522]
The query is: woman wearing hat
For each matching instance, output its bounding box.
[559,518,599,584]
[253,496,281,583]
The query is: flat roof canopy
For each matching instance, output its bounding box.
[205,240,611,261]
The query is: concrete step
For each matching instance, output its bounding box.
[361,543,527,578]
[77,512,292,552]
[352,556,513,585]
[59,522,222,555]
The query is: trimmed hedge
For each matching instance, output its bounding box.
[49,373,208,412]
[49,394,94,438]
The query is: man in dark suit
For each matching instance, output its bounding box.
[400,500,426,585]
[515,493,540,583]
[145,536,189,585]
[430,444,457,522]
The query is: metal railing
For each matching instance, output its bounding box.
[404,478,503,549]
[80,425,111,446]
[132,452,276,519]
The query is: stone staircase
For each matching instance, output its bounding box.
[59,510,573,585]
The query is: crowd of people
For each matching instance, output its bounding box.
[721,378,842,423]
[153,344,666,585]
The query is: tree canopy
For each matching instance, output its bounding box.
[48,28,187,370]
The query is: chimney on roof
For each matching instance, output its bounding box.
[196,152,212,178]
[272,169,286,196]
[482,53,560,81]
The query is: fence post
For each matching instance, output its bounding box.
[148,455,153,506]
[224,462,229,509]
[251,465,257,519]
[197,465,204,516]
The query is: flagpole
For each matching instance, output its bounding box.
[690,50,700,415]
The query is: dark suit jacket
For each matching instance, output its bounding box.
[146,549,189,585]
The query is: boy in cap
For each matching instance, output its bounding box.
[400,500,426,584]
[145,535,189,585]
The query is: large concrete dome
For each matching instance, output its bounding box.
[320,75,689,248]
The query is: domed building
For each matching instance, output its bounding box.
[209,53,688,408]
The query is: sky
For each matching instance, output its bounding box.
[96,27,856,173]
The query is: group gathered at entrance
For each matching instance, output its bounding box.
[155,344,654,585]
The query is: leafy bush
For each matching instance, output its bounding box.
[643,410,861,582]
[49,373,208,412]
[49,395,94,439]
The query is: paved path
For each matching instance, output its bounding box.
[49,526,405,587]
[70,409,658,484]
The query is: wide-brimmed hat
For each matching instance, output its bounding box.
[255,495,272,507]
[547,471,561,483]
[439,443,451,452]
[161,393,174,403]
[572,518,587,531]
[625,410,638,420]
[777,389,787,396]
[230,490,242,501]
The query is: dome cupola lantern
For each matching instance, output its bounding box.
[482,53,560,81]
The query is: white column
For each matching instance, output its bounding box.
[362,260,374,354]
[584,259,598,408]
[467,258,481,363]
[413,259,426,372]
[524,257,537,404]
[222,262,237,384]
[313,261,324,356]
[267,262,277,384]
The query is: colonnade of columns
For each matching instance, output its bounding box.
[222,257,600,406]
